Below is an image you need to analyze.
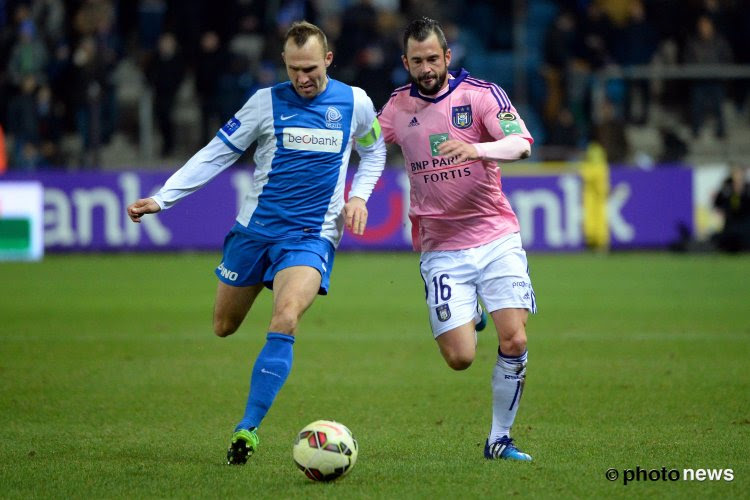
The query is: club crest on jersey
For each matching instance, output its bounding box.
[325,106,343,129]
[451,105,473,129]
[222,116,241,136]
[436,304,451,322]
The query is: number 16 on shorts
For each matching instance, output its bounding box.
[428,273,453,321]
[420,269,462,334]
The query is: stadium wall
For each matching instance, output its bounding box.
[1,165,696,253]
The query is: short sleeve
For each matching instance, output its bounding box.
[376,95,398,144]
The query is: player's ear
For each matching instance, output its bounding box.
[324,51,333,68]
[401,54,408,72]
[445,47,452,67]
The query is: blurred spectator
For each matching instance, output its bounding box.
[216,53,253,124]
[6,74,39,170]
[226,1,269,45]
[576,2,616,70]
[546,108,579,149]
[147,32,186,157]
[613,0,658,124]
[458,0,512,51]
[648,38,683,118]
[658,128,688,164]
[137,0,167,52]
[68,35,114,165]
[275,0,318,36]
[35,83,63,166]
[31,0,65,46]
[350,11,403,107]
[336,0,378,74]
[713,165,750,252]
[541,11,576,130]
[443,22,470,70]
[699,0,731,39]
[7,19,48,87]
[196,31,228,144]
[592,100,628,163]
[684,15,733,138]
[228,14,265,71]
[73,0,119,152]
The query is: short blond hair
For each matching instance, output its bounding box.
[284,21,328,54]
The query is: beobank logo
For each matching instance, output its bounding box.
[283,127,343,153]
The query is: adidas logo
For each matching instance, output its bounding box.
[408,116,420,127]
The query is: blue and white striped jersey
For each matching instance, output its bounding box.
[152,77,385,247]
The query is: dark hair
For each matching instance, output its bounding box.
[403,17,448,55]
[284,21,328,53]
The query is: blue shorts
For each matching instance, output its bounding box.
[215,228,336,295]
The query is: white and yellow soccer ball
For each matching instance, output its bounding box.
[292,420,358,482]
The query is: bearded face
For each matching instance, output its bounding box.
[403,33,451,96]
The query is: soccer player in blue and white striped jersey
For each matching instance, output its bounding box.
[127,21,385,464]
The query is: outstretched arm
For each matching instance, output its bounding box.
[125,91,263,223]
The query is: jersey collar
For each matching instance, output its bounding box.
[409,68,470,103]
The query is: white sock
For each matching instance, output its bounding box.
[489,349,527,442]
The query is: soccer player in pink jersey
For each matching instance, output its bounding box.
[377,17,535,461]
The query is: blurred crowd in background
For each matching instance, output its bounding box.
[1,0,750,171]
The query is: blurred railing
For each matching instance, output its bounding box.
[591,63,750,124]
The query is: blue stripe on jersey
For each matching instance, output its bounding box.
[243,80,354,238]
[216,130,245,154]
[464,77,511,111]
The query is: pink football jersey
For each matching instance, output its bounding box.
[378,69,533,251]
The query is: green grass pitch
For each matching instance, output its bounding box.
[1,252,748,498]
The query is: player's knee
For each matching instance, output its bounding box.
[213,317,239,337]
[268,309,299,334]
[500,330,527,357]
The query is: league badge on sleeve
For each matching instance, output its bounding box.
[436,304,452,322]
[222,116,241,136]
[498,111,522,135]
[451,105,473,129]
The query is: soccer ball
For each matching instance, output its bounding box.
[292,420,358,482]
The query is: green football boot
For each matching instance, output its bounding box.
[226,428,259,465]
